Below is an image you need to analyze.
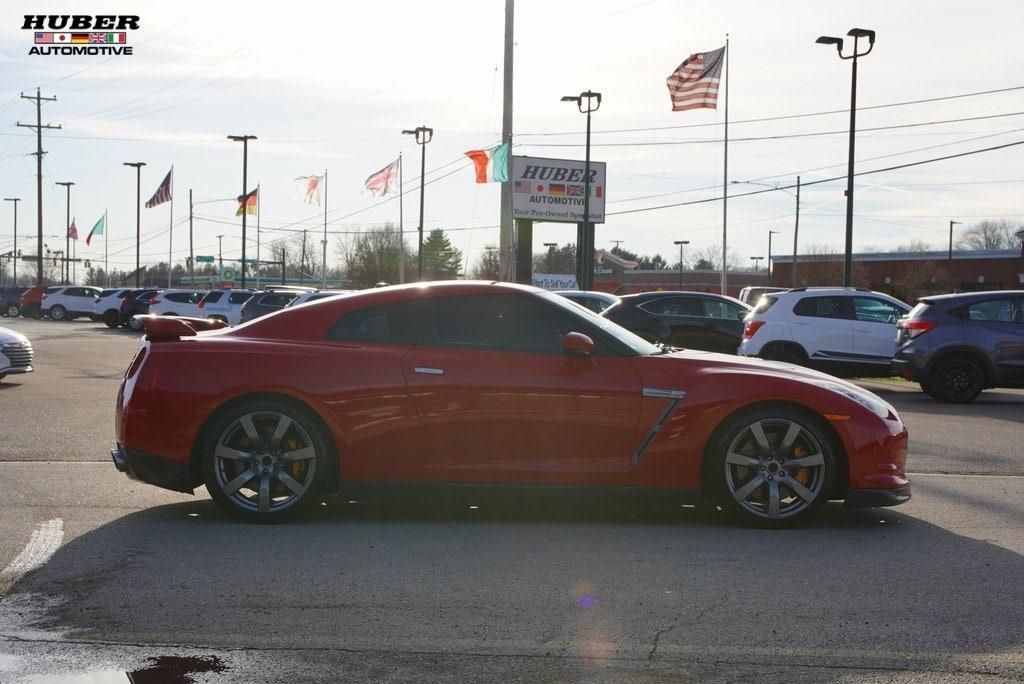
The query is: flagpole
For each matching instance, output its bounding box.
[104,210,109,287]
[167,165,174,288]
[322,170,327,287]
[256,182,261,288]
[720,35,729,295]
[398,154,404,284]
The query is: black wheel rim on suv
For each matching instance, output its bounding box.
[941,361,981,400]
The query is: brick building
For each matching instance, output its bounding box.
[772,249,1024,299]
[590,249,770,297]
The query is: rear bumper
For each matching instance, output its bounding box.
[890,357,919,379]
[111,443,194,494]
[844,486,911,509]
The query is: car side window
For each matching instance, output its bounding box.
[964,298,1021,323]
[326,302,414,344]
[228,293,253,304]
[701,299,745,320]
[852,297,903,324]
[793,296,848,319]
[415,294,578,355]
[640,296,699,316]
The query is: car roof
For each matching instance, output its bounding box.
[921,290,1024,304]
[621,290,749,307]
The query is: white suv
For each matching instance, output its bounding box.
[195,289,256,325]
[41,286,103,321]
[738,287,910,377]
[93,288,132,327]
[149,289,208,318]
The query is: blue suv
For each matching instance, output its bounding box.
[893,291,1024,402]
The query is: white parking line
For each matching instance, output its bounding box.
[2,518,63,577]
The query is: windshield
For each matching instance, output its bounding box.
[539,291,660,356]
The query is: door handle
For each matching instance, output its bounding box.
[413,366,444,375]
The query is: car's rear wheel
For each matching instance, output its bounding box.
[202,399,331,523]
[760,344,805,366]
[102,310,119,328]
[710,407,837,528]
[918,380,941,399]
[930,357,983,403]
[6,304,20,318]
[50,305,66,321]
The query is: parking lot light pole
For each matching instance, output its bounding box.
[674,240,689,289]
[768,230,779,284]
[402,126,433,281]
[216,234,224,273]
[561,90,601,291]
[750,256,764,273]
[817,28,875,287]
[55,182,73,284]
[123,163,146,287]
[948,220,962,261]
[227,135,256,288]
[543,242,557,273]
[4,198,19,285]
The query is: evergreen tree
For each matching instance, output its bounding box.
[421,229,463,280]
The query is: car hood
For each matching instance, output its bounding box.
[0,326,29,345]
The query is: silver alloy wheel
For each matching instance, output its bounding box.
[723,418,826,520]
[6,305,18,317]
[50,306,65,321]
[213,410,318,514]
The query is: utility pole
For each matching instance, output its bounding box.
[227,134,257,288]
[216,235,224,279]
[123,163,146,286]
[498,0,515,282]
[768,230,779,285]
[55,182,74,284]
[299,229,307,285]
[5,198,20,286]
[17,88,61,286]
[792,176,801,287]
[674,240,689,289]
[188,189,194,284]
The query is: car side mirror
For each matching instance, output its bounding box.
[563,331,595,358]
[736,311,747,321]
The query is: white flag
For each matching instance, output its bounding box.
[294,175,324,206]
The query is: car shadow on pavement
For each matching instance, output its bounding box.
[2,496,1024,677]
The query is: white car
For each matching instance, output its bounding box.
[149,289,208,318]
[195,289,256,325]
[555,290,619,314]
[738,287,910,377]
[0,325,33,382]
[284,290,355,308]
[93,288,133,327]
[41,286,103,321]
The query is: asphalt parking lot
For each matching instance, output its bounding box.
[2,317,1023,681]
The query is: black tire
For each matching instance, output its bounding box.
[918,380,941,399]
[929,357,984,403]
[6,304,19,318]
[50,305,66,321]
[201,397,332,523]
[709,406,838,528]
[760,344,805,366]
[102,310,120,328]
[29,307,41,319]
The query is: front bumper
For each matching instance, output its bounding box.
[111,444,194,494]
[844,486,911,509]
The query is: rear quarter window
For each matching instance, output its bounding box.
[326,302,414,344]
[229,292,253,304]
[753,295,777,314]
[203,292,224,303]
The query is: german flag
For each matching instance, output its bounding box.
[549,183,566,196]
[71,33,90,44]
[236,188,259,216]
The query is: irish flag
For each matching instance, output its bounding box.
[464,143,509,183]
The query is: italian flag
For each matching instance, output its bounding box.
[464,143,509,183]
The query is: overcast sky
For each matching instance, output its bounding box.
[1,0,1022,277]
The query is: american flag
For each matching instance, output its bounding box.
[514,181,532,193]
[145,168,173,208]
[666,46,725,111]
[364,158,400,197]
[67,218,78,241]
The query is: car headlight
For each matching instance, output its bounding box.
[805,379,898,420]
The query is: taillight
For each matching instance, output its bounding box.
[197,300,205,309]
[898,319,936,339]
[743,320,766,339]
[41,293,47,299]
[149,296,159,305]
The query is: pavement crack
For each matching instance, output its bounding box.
[649,605,714,659]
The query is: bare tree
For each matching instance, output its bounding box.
[689,243,742,272]
[956,219,1021,251]
[892,261,957,302]
[336,224,413,287]
[472,245,500,280]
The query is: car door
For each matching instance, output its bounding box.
[852,296,908,362]
[789,296,855,363]
[401,292,643,486]
[962,297,1024,384]
[697,298,748,354]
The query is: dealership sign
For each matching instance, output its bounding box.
[532,273,578,290]
[511,155,606,224]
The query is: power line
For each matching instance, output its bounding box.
[518,84,1024,136]
[607,138,1024,217]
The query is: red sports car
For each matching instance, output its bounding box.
[112,282,909,526]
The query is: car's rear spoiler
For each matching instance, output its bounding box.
[137,315,229,342]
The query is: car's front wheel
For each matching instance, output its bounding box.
[49,305,66,321]
[930,357,984,403]
[709,407,837,528]
[202,398,332,523]
[6,304,19,318]
[102,310,119,328]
